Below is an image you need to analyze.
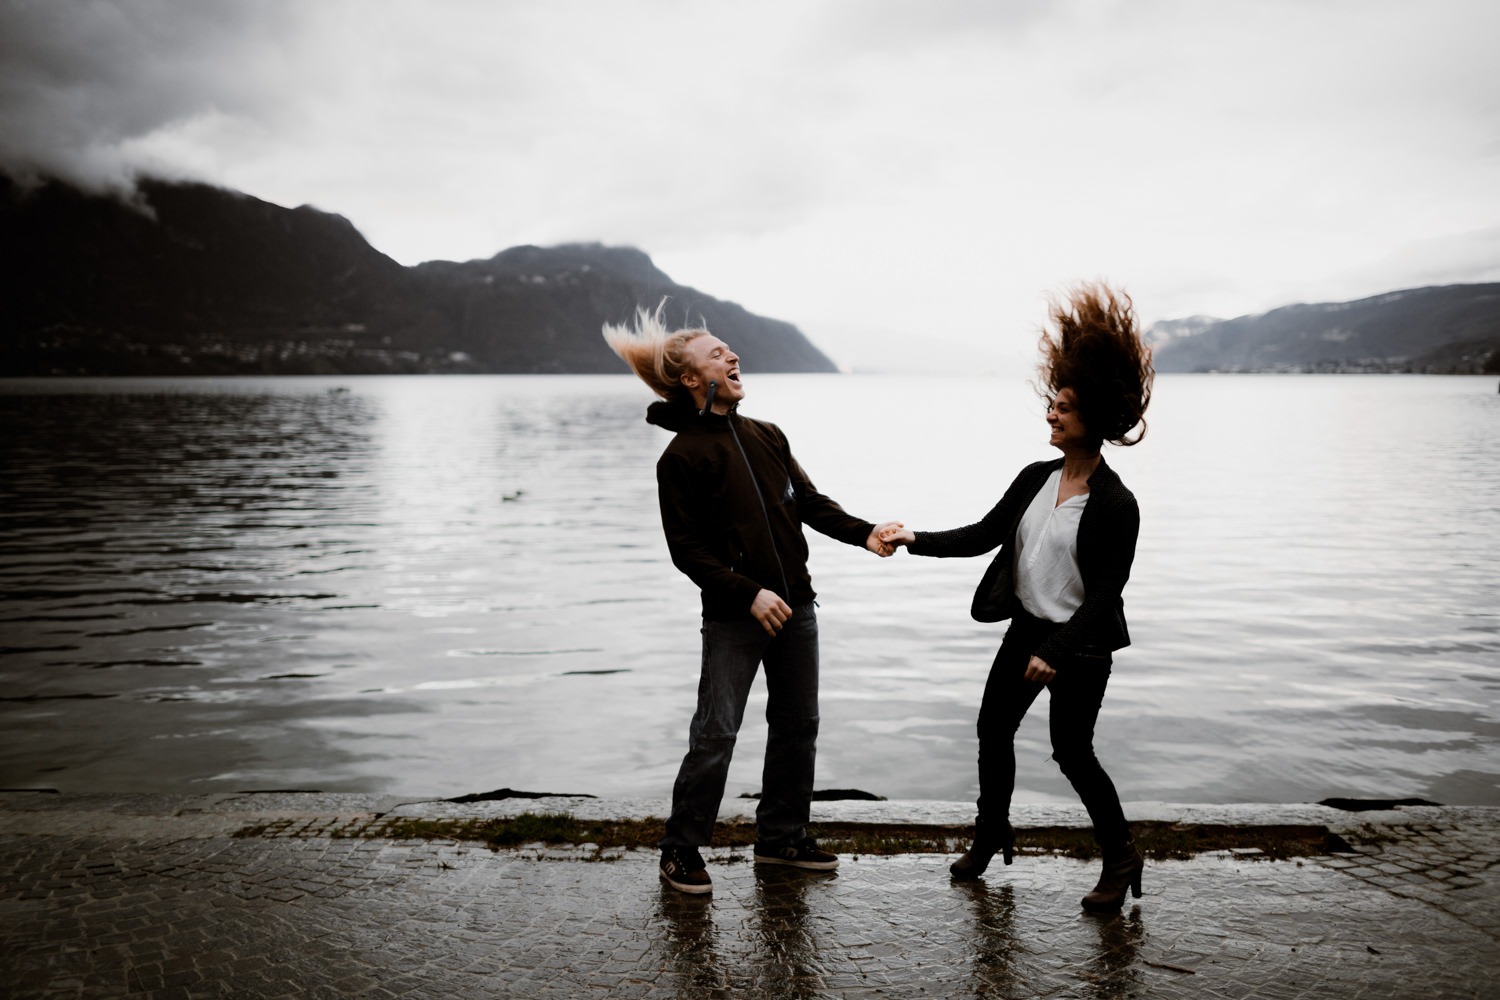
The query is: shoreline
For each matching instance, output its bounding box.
[5,790,1489,862]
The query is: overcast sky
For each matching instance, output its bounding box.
[3,0,1497,372]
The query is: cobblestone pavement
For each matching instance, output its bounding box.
[2,794,1497,998]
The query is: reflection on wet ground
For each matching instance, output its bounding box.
[657,866,846,999]
[749,866,834,999]
[961,881,1020,997]
[651,860,1156,999]
[7,793,1499,998]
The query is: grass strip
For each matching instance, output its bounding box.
[236,813,1354,860]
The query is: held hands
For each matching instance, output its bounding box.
[750,588,794,636]
[877,524,916,549]
[866,521,905,557]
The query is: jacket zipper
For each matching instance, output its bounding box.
[728,414,793,601]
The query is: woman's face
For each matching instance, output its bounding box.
[1046,387,1092,452]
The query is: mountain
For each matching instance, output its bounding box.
[410,243,834,374]
[1143,314,1223,352]
[1150,285,1500,374]
[0,176,837,376]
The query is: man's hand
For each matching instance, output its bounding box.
[750,589,793,636]
[878,524,915,548]
[1024,655,1056,684]
[866,521,904,557]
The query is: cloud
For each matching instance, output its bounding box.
[1,0,1497,368]
[0,0,313,192]
[1339,227,1500,295]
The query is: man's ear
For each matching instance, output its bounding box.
[680,370,700,390]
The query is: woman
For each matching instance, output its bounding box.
[881,282,1154,912]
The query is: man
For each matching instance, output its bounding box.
[603,304,899,894]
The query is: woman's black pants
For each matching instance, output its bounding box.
[975,611,1130,849]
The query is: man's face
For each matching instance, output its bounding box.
[681,335,744,410]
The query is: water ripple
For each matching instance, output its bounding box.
[1,374,1496,804]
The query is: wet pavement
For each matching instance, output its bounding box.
[2,792,1497,998]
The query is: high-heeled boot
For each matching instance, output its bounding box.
[1080,840,1143,912]
[949,818,1014,879]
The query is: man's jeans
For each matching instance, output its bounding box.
[660,603,819,849]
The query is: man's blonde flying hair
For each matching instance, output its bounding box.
[601,299,709,402]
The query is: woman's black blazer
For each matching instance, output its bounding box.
[907,457,1139,667]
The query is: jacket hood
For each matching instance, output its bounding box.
[646,398,736,433]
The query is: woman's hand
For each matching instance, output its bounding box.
[750,589,793,636]
[879,525,915,547]
[1025,655,1056,684]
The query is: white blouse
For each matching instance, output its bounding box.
[1014,467,1088,623]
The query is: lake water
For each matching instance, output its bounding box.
[2,374,1498,807]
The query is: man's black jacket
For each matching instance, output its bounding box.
[648,399,875,622]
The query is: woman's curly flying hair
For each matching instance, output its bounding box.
[1037,282,1155,446]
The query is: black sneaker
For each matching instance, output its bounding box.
[753,837,840,870]
[659,846,712,894]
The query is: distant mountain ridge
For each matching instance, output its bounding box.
[0,176,837,376]
[1150,285,1500,374]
